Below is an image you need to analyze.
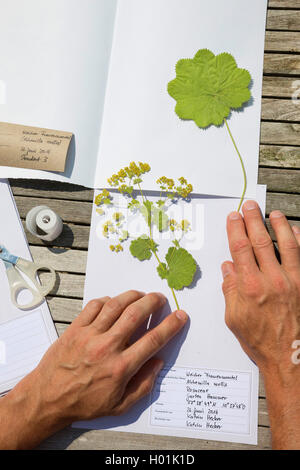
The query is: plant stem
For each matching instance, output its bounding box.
[138,182,181,310]
[224,118,247,212]
[171,288,180,310]
[138,183,146,204]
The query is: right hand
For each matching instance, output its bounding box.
[222,201,300,382]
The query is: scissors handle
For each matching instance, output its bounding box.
[6,258,56,311]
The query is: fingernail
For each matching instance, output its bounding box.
[270,210,284,219]
[176,310,189,321]
[293,225,300,234]
[243,200,257,211]
[221,264,232,279]
[229,212,240,221]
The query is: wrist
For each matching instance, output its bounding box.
[0,368,69,449]
[261,364,300,450]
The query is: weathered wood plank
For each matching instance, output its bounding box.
[261,121,300,146]
[14,196,92,225]
[38,421,271,450]
[42,272,85,299]
[266,192,300,216]
[267,10,300,31]
[262,76,298,98]
[264,54,300,75]
[262,98,300,121]
[258,167,300,192]
[48,297,83,323]
[10,180,93,202]
[260,144,300,168]
[269,0,300,7]
[31,246,87,274]
[265,31,300,52]
[22,220,90,249]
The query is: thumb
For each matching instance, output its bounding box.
[221,261,237,309]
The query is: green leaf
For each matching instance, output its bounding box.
[157,247,197,290]
[168,49,252,128]
[130,236,155,261]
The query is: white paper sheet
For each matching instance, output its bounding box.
[0,0,118,187]
[75,185,267,445]
[0,180,57,395]
[96,0,267,198]
[0,0,267,198]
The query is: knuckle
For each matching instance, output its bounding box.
[222,278,236,296]
[252,234,273,250]
[147,329,162,350]
[271,274,291,295]
[242,275,261,298]
[231,238,251,255]
[125,305,140,323]
[146,292,165,308]
[112,358,129,380]
[128,289,142,298]
[282,239,299,251]
[86,299,103,312]
[105,297,121,312]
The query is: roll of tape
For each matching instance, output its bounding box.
[26,206,63,242]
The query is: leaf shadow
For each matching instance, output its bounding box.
[187,262,202,290]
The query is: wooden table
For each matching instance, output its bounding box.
[9,0,300,450]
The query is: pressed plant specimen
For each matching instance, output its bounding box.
[95,162,198,310]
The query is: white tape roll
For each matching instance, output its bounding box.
[26,206,63,242]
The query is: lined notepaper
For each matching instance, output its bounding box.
[151,367,251,435]
[0,310,52,392]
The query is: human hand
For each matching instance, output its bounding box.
[221,202,300,449]
[4,291,188,449]
[222,201,300,377]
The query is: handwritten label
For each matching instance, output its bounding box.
[151,367,251,435]
[0,122,73,172]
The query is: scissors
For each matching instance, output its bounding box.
[0,245,56,310]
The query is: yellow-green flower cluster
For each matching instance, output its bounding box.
[110,244,124,253]
[108,162,151,187]
[156,176,193,199]
[157,177,175,191]
[176,178,193,199]
[94,189,111,206]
